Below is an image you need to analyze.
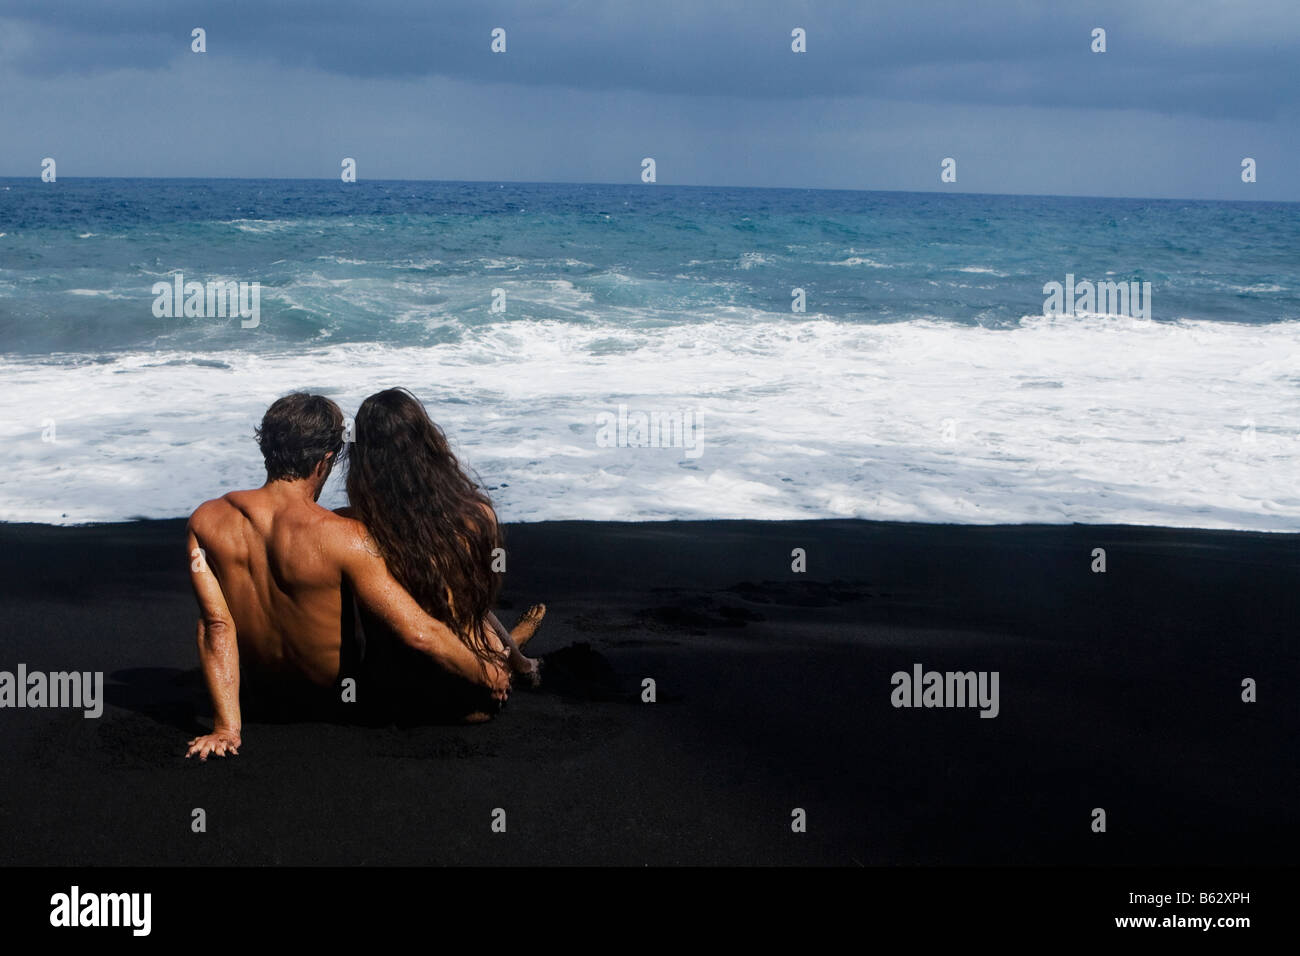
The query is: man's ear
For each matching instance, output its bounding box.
[315,452,335,479]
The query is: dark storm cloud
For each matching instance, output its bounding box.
[0,1,1294,197]
[2,0,1296,120]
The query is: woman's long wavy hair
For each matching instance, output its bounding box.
[346,388,502,667]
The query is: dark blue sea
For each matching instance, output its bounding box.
[1,178,1296,528]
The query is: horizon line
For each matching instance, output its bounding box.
[0,174,1290,206]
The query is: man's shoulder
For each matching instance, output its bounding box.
[188,491,271,544]
[188,493,241,532]
[318,513,388,583]
[313,508,373,559]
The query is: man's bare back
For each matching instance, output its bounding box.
[185,471,511,760]
[189,485,359,687]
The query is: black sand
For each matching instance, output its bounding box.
[0,518,1294,865]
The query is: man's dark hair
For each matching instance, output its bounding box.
[255,393,345,482]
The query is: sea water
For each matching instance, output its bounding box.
[1,179,1296,529]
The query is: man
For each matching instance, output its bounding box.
[184,392,512,760]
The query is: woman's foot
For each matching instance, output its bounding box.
[508,604,546,688]
[510,604,546,648]
[511,655,542,689]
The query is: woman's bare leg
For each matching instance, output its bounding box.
[487,605,546,686]
[507,604,546,649]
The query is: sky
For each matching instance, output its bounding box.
[0,0,1296,199]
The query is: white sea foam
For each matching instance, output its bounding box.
[828,256,893,268]
[1,315,1297,530]
[223,219,301,234]
[319,256,375,266]
[474,257,529,271]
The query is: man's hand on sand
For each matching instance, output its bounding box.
[185,730,242,760]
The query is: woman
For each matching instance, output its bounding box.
[345,387,543,719]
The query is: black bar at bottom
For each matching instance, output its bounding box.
[5,865,1283,941]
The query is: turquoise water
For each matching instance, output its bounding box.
[1,179,1297,528]
[2,179,1297,354]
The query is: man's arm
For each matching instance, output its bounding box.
[336,522,510,701]
[185,521,242,759]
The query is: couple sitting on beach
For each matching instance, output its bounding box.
[184,388,544,760]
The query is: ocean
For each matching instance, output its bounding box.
[1,178,1297,529]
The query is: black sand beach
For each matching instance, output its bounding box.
[0,518,1294,866]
